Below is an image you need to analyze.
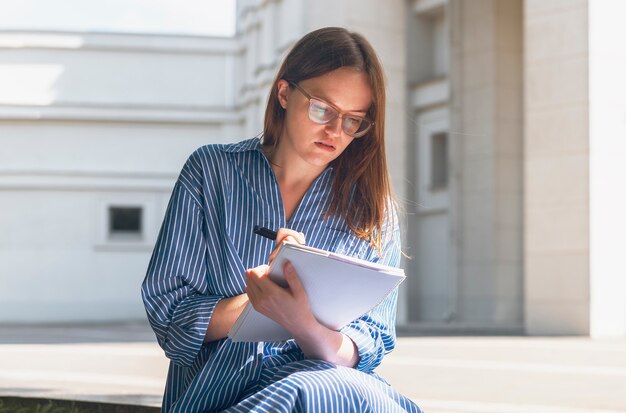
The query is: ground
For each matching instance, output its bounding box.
[1,323,625,413]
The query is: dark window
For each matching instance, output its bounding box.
[430,132,448,190]
[108,206,142,240]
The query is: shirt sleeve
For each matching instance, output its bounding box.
[141,153,221,367]
[339,205,402,373]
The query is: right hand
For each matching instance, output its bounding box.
[268,228,306,264]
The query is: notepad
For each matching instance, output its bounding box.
[227,242,405,342]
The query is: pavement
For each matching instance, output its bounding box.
[0,323,625,413]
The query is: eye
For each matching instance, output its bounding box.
[309,99,336,123]
[343,116,364,134]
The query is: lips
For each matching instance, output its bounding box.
[315,141,336,151]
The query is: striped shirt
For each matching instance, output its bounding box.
[141,137,419,412]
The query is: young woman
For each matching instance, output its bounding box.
[142,27,422,413]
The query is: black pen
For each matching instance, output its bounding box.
[253,225,277,241]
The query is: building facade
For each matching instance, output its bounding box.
[1,0,624,337]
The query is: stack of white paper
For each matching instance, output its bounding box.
[228,242,405,342]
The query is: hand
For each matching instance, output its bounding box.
[246,262,359,367]
[268,228,306,264]
[245,261,317,335]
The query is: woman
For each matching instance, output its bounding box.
[142,27,422,412]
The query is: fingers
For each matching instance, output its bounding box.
[246,264,290,316]
[246,262,303,299]
[245,265,269,296]
[268,249,278,264]
[269,228,306,264]
[245,261,310,326]
[276,228,306,246]
[248,264,270,276]
[282,261,306,299]
[244,270,260,299]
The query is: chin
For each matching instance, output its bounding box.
[306,154,337,168]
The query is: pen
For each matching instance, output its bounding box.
[253,225,277,241]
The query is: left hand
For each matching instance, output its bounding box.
[245,260,317,335]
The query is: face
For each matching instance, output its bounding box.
[276,67,373,169]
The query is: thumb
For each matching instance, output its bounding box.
[283,261,305,296]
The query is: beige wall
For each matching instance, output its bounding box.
[524,0,590,334]
[449,0,524,329]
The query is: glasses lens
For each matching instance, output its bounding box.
[308,99,338,124]
[342,116,363,136]
[307,96,372,138]
[343,116,372,138]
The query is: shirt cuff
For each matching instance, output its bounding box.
[340,320,386,373]
[164,294,222,366]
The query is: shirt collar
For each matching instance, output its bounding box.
[222,136,334,173]
[220,137,264,153]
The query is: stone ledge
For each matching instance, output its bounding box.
[0,396,159,413]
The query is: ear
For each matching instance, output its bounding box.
[276,79,290,109]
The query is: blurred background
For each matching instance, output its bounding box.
[1,0,625,339]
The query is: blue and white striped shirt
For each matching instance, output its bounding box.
[141,137,408,412]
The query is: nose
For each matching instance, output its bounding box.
[324,116,343,137]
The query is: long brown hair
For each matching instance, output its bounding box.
[262,27,395,253]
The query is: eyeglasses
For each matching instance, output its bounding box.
[288,81,374,138]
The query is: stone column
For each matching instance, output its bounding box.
[524,0,590,335]
[448,0,524,330]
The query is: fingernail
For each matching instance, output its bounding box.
[284,261,293,274]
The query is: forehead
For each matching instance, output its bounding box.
[299,67,373,113]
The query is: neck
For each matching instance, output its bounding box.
[263,142,327,189]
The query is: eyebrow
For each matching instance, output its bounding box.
[311,92,370,115]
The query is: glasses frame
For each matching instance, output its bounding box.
[288,81,374,138]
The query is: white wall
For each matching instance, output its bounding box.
[0,32,240,108]
[0,32,243,322]
[0,188,163,322]
[589,1,626,337]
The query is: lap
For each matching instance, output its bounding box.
[222,359,422,413]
